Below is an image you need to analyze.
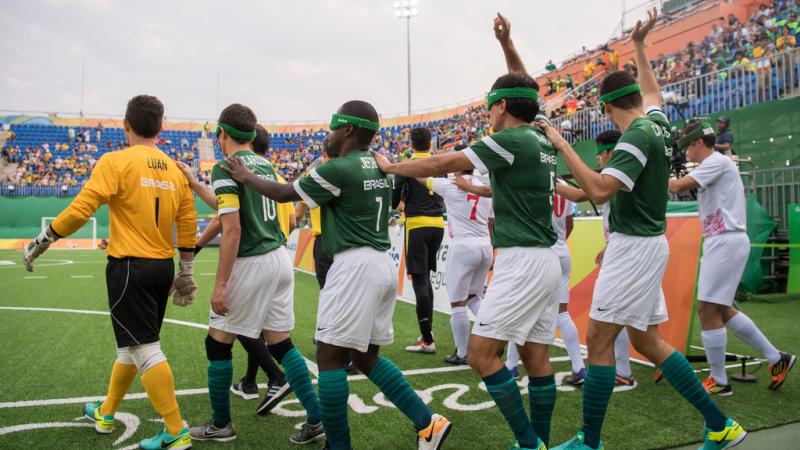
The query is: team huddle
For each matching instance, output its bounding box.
[22,9,796,450]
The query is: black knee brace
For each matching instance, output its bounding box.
[205,335,234,361]
[267,338,294,364]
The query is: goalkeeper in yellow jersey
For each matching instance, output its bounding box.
[23,95,198,450]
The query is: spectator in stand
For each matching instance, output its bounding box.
[714,116,734,156]
[777,26,797,50]
[566,74,574,90]
[68,127,76,142]
[546,59,557,71]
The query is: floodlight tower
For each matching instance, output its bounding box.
[394,0,419,116]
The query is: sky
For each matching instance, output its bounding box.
[0,0,635,123]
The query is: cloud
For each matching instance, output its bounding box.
[1,0,622,121]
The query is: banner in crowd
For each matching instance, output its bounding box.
[286,213,703,357]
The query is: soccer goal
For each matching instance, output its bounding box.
[40,217,97,250]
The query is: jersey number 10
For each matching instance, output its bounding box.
[262,196,277,221]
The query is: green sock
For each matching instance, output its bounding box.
[528,375,556,447]
[318,369,351,450]
[581,364,615,449]
[484,367,538,449]
[368,357,432,430]
[660,351,727,431]
[207,359,233,427]
[279,348,322,424]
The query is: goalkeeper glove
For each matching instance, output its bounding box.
[23,228,56,272]
[172,260,197,306]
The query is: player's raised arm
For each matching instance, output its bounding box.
[176,160,216,210]
[556,182,589,203]
[632,8,661,108]
[223,157,302,203]
[494,12,528,75]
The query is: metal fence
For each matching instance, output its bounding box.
[550,47,800,141]
[753,166,800,233]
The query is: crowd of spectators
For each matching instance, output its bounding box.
[542,0,799,121]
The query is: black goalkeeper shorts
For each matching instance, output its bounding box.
[313,235,334,289]
[106,256,174,348]
[405,227,444,275]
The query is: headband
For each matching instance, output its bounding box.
[487,87,539,109]
[329,114,380,132]
[599,83,641,114]
[216,122,256,141]
[676,122,716,150]
[595,142,616,156]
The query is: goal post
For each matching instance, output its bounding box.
[40,217,97,250]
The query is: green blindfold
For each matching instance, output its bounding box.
[599,83,641,114]
[595,142,616,156]
[487,87,539,109]
[676,122,716,150]
[329,114,380,132]
[216,123,256,141]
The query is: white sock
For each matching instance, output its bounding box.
[726,312,781,364]
[450,306,470,359]
[505,342,520,371]
[701,327,729,384]
[467,296,481,315]
[557,312,585,373]
[614,328,632,377]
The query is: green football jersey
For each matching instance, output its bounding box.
[294,150,391,255]
[601,106,673,236]
[462,125,558,248]
[212,150,285,257]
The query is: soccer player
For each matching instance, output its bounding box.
[23,95,197,450]
[371,14,561,449]
[414,146,494,365]
[223,100,451,450]
[188,104,323,444]
[669,121,795,396]
[175,125,294,415]
[555,131,636,388]
[393,127,445,354]
[542,10,746,450]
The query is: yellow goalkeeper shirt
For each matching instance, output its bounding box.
[51,145,197,259]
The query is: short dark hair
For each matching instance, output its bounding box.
[684,121,716,148]
[410,127,431,151]
[338,100,379,147]
[595,129,622,146]
[252,125,270,155]
[125,95,163,138]
[490,73,540,123]
[218,103,257,145]
[599,71,643,111]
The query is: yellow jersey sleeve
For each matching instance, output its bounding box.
[51,154,118,237]
[275,174,294,239]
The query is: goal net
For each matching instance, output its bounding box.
[41,217,97,250]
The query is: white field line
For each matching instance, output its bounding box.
[69,275,93,279]
[0,356,573,410]
[23,276,47,279]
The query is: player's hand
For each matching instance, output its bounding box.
[171,260,197,306]
[211,285,229,315]
[222,157,254,184]
[533,120,569,151]
[595,249,605,266]
[175,160,198,186]
[370,150,393,174]
[631,7,657,43]
[23,228,56,272]
[454,174,472,192]
[493,12,511,44]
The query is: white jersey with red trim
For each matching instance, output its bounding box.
[430,176,493,245]
[551,179,574,257]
